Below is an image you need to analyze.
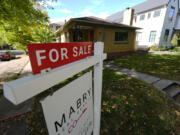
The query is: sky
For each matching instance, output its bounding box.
[46,0,146,23]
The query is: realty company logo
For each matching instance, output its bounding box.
[54,88,93,135]
[68,107,87,134]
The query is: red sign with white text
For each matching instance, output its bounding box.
[27,42,93,75]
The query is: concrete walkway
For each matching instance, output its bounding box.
[105,64,162,84]
[105,64,180,105]
[0,55,29,79]
[149,50,176,55]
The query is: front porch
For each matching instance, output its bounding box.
[68,26,95,42]
[59,22,98,43]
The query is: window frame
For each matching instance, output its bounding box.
[140,14,145,21]
[102,28,106,41]
[56,26,60,30]
[153,10,161,17]
[136,32,142,41]
[149,31,157,42]
[148,12,151,19]
[163,29,170,42]
[65,32,68,42]
[168,6,175,21]
[134,16,137,23]
[72,30,83,42]
[114,31,129,43]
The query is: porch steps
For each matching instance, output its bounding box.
[163,83,180,98]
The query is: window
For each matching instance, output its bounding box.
[134,16,137,22]
[65,32,68,42]
[149,31,157,42]
[154,10,161,17]
[140,14,145,21]
[72,30,83,42]
[163,29,170,42]
[56,26,60,30]
[169,7,175,20]
[102,28,106,41]
[148,13,151,19]
[136,32,142,41]
[115,31,128,42]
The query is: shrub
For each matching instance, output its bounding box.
[171,34,178,47]
[170,47,180,52]
[159,45,167,51]
[150,44,158,51]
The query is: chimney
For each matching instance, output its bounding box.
[123,8,134,25]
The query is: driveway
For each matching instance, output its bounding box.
[0,55,29,79]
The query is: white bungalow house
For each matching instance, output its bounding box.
[107,0,180,49]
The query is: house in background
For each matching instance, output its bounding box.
[56,16,140,58]
[107,0,180,49]
[49,22,64,32]
[49,22,64,42]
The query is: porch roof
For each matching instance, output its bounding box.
[56,16,140,34]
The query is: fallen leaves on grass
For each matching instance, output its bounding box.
[101,68,180,135]
[111,53,180,82]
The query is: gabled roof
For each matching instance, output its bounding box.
[49,22,64,26]
[107,0,169,21]
[57,16,140,33]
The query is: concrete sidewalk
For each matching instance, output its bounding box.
[105,64,161,84]
[0,55,29,79]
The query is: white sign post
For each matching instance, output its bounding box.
[93,43,104,135]
[3,42,107,135]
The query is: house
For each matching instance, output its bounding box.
[49,22,64,33]
[107,0,180,49]
[49,22,64,42]
[56,16,139,57]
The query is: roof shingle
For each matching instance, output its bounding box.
[57,16,140,33]
[107,0,169,21]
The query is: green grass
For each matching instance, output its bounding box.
[0,69,180,135]
[111,52,180,82]
[101,68,180,135]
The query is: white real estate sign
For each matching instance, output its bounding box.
[40,71,93,135]
[4,42,106,135]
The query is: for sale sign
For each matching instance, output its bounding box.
[27,42,93,74]
[40,71,93,135]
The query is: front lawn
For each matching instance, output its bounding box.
[0,68,180,134]
[111,52,180,82]
[101,68,180,135]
